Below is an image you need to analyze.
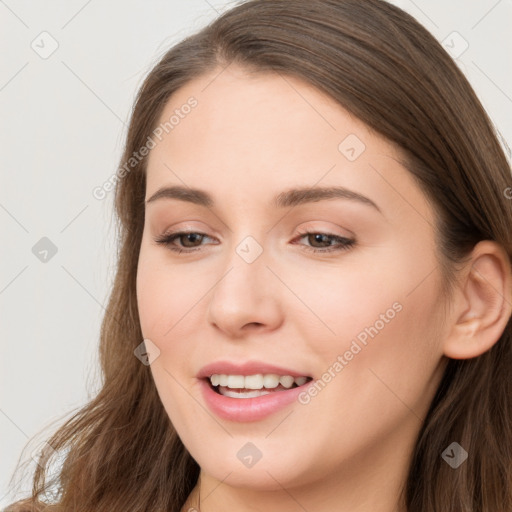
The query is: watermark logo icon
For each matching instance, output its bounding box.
[134,338,161,366]
[31,31,59,59]
[338,134,366,161]
[32,237,58,263]
[442,31,469,59]
[236,442,263,468]
[236,236,263,264]
[441,441,468,469]
[31,441,57,469]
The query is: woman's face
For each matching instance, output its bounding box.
[137,65,449,493]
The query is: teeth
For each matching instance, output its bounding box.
[294,376,308,386]
[279,375,295,388]
[208,373,310,390]
[245,374,265,389]
[263,374,280,388]
[221,389,272,399]
[227,375,245,388]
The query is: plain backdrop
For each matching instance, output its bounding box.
[1,0,511,507]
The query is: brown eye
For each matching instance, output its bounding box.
[154,231,216,253]
[177,232,205,247]
[306,233,334,248]
[294,231,356,254]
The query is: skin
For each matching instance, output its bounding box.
[136,64,512,512]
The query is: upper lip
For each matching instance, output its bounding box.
[197,360,311,379]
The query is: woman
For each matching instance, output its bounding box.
[6,0,512,511]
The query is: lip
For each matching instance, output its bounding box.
[197,360,313,422]
[199,377,313,422]
[197,360,311,379]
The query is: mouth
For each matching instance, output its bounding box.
[204,373,314,399]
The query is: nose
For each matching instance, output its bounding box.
[206,240,284,338]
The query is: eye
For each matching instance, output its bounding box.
[153,231,216,253]
[293,230,356,254]
[153,230,356,255]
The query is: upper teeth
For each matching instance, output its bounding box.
[209,374,309,389]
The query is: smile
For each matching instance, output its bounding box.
[199,373,314,422]
[208,373,312,398]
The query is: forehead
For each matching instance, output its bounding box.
[144,65,434,229]
[151,65,390,157]
[149,67,392,173]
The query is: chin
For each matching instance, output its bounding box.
[195,448,317,491]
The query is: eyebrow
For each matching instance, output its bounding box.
[145,185,381,212]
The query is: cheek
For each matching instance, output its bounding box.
[306,267,444,432]
[284,279,445,476]
[288,242,444,404]
[274,254,407,361]
[136,246,207,339]
[136,249,205,429]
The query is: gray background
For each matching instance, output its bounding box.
[1,0,511,506]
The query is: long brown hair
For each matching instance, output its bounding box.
[6,1,512,510]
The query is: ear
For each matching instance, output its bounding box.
[443,240,512,359]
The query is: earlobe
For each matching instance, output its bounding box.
[442,240,512,360]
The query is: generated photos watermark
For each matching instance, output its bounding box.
[298,301,403,405]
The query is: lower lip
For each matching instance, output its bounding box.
[199,378,311,422]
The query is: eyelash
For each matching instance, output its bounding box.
[153,229,355,254]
